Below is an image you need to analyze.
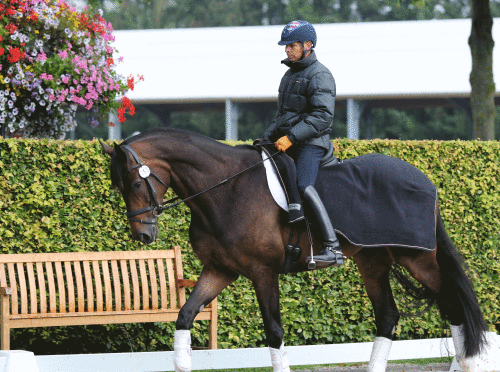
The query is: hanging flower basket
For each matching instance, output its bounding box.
[0,0,140,139]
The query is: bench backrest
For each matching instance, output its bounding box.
[0,247,188,316]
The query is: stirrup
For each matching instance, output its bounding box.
[307,246,345,267]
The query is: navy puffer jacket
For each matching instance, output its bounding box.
[264,51,336,151]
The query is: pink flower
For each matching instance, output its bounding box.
[62,76,69,84]
[36,50,47,62]
[58,50,68,60]
[40,73,53,81]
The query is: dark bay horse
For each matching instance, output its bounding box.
[101,128,489,372]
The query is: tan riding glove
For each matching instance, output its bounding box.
[275,136,293,152]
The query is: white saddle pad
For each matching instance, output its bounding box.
[262,150,288,212]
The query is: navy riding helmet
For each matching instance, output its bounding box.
[278,20,317,48]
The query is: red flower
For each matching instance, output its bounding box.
[0,36,3,42]
[127,76,135,91]
[7,47,24,63]
[5,24,17,34]
[29,12,38,23]
[0,47,4,57]
[121,96,132,108]
[117,97,135,123]
[106,58,114,66]
[108,121,115,127]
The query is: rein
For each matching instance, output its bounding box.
[121,144,281,224]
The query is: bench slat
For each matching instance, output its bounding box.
[148,259,158,310]
[36,263,46,313]
[111,261,121,311]
[130,260,140,311]
[102,261,112,312]
[65,262,75,313]
[0,264,6,288]
[26,263,37,314]
[54,262,66,313]
[93,261,103,312]
[173,247,186,307]
[74,262,85,313]
[46,263,56,313]
[82,261,94,312]
[7,264,18,315]
[139,260,148,310]
[166,259,176,310]
[120,260,131,311]
[17,263,28,315]
[157,259,167,310]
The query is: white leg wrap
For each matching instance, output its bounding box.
[368,337,392,372]
[451,324,500,371]
[269,342,290,372]
[450,324,480,372]
[174,330,192,372]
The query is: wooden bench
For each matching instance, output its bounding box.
[0,246,217,350]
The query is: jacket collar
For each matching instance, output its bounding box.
[281,50,317,71]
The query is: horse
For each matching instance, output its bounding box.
[101,127,490,372]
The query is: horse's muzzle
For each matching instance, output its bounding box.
[133,224,158,245]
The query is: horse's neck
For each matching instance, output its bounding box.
[161,139,257,206]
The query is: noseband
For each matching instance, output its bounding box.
[121,145,169,225]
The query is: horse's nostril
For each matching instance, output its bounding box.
[138,233,152,244]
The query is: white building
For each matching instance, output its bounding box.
[110,18,500,140]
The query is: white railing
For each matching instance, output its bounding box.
[0,337,465,372]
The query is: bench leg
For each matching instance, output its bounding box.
[0,295,10,350]
[208,298,217,350]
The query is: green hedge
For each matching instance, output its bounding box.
[0,138,498,354]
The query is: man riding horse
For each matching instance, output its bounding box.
[261,20,344,267]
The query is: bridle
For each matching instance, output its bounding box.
[121,144,169,225]
[120,143,280,226]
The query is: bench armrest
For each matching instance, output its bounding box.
[177,278,197,288]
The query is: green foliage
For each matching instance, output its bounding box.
[0,137,498,354]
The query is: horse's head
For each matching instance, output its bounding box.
[101,140,170,244]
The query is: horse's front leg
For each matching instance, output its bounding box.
[174,265,238,372]
[251,268,290,372]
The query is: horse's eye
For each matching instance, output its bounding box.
[133,181,141,190]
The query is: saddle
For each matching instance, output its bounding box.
[256,140,339,225]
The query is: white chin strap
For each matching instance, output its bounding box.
[269,342,290,372]
[174,330,192,372]
[368,337,392,372]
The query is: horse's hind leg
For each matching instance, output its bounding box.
[353,247,399,372]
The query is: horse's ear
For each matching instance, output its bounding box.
[99,140,114,157]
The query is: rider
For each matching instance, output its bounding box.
[262,20,344,267]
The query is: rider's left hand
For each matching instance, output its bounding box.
[275,136,293,152]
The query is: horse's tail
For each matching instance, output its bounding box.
[435,211,488,357]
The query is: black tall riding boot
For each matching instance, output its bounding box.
[302,185,344,267]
